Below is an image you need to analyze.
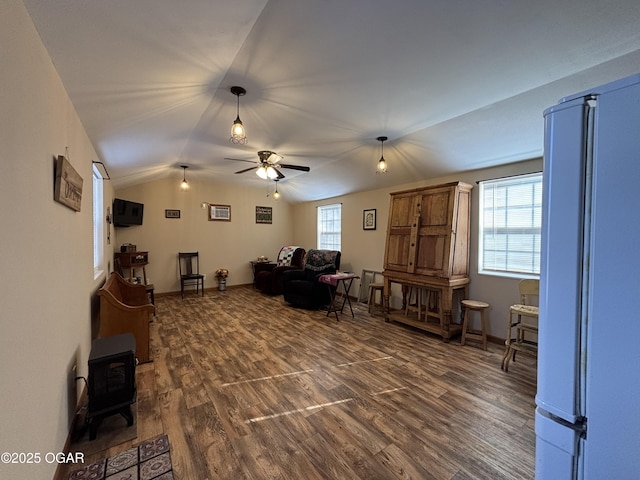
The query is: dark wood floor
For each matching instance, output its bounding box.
[62,286,537,479]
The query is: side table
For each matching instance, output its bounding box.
[250,260,276,287]
[319,273,360,321]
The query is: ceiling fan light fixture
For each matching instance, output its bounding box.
[256,165,278,179]
[256,166,268,179]
[266,166,278,179]
[180,165,189,190]
[229,86,247,144]
[376,136,388,174]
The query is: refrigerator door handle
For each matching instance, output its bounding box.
[546,411,588,439]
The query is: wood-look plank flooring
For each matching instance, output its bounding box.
[61,286,537,479]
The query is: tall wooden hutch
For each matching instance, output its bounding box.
[383,181,472,340]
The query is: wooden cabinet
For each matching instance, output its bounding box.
[383,182,472,340]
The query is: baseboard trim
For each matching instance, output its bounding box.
[154,283,253,298]
[52,385,87,480]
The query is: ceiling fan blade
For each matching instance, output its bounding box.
[234,167,256,174]
[224,157,256,164]
[280,163,311,172]
[276,169,285,179]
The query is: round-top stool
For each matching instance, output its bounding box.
[460,299,490,350]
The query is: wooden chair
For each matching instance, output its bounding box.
[501,279,539,372]
[179,252,205,298]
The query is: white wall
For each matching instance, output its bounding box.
[114,177,295,292]
[291,158,543,339]
[0,2,113,479]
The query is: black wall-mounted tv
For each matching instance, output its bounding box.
[112,198,144,227]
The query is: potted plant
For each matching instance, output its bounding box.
[215,268,229,291]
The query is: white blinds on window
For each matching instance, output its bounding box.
[479,173,542,276]
[317,203,341,251]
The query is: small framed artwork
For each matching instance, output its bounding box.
[54,155,83,211]
[256,206,272,224]
[363,208,376,230]
[208,204,231,221]
[165,209,180,219]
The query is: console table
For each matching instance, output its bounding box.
[115,251,148,284]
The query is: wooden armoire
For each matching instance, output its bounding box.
[383,181,473,340]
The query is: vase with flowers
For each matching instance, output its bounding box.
[215,268,229,291]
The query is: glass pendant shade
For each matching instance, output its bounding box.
[180,165,189,190]
[229,86,247,144]
[376,136,388,174]
[231,117,245,139]
[377,157,387,173]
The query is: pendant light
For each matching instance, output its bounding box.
[180,165,189,190]
[273,179,281,200]
[376,136,388,174]
[229,86,247,144]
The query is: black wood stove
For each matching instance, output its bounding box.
[87,333,137,440]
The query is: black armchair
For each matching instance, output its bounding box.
[254,246,306,295]
[282,249,341,309]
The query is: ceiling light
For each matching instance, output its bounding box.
[256,166,268,179]
[256,165,278,180]
[180,165,189,190]
[376,136,388,174]
[229,86,247,144]
[273,180,281,200]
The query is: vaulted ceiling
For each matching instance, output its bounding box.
[23,0,640,202]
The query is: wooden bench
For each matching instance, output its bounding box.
[97,272,155,363]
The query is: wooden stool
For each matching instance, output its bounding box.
[460,299,490,350]
[405,286,427,320]
[368,282,385,316]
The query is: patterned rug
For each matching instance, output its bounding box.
[68,434,173,480]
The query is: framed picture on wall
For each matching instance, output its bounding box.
[256,206,272,224]
[54,155,83,212]
[363,208,376,230]
[208,204,231,221]
[165,209,180,218]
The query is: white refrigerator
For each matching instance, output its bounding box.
[536,73,640,479]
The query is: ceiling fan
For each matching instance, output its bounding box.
[224,150,310,180]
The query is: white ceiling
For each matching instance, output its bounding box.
[23,0,640,202]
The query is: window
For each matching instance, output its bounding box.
[478,173,542,277]
[317,203,341,250]
[93,164,104,278]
